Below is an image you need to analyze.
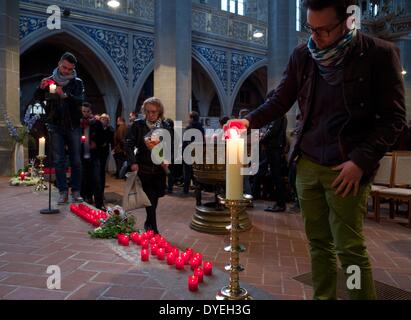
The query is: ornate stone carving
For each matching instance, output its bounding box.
[19,15,47,40]
[133,35,154,87]
[193,45,228,92]
[75,25,129,84]
[230,53,263,93]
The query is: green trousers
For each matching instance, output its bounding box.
[296,156,377,300]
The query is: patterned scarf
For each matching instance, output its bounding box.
[308,29,356,85]
[52,67,77,87]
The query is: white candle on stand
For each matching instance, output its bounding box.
[49,84,57,94]
[39,137,46,157]
[226,130,244,200]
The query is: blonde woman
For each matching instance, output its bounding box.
[125,97,171,234]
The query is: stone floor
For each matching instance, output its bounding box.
[0,176,410,300]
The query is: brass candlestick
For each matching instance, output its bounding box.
[216,194,253,300]
[35,155,47,192]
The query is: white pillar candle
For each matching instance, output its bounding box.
[226,134,244,200]
[39,137,46,157]
[49,84,57,94]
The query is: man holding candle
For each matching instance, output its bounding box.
[35,52,84,205]
[229,0,406,300]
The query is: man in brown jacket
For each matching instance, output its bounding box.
[232,0,406,299]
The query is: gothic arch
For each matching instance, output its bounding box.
[131,60,154,113]
[192,51,228,115]
[20,22,127,118]
[228,58,268,114]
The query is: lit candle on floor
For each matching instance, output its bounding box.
[141,249,149,262]
[188,275,199,292]
[175,257,184,270]
[49,83,57,94]
[157,247,165,260]
[194,267,204,282]
[203,261,213,276]
[167,252,176,265]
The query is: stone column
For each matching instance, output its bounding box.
[154,0,192,123]
[267,0,298,130]
[0,1,20,176]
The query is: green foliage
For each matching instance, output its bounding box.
[88,214,138,239]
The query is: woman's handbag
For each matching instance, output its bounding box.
[122,171,151,211]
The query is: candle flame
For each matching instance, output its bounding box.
[228,128,240,139]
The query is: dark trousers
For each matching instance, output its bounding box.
[81,157,103,208]
[183,163,193,194]
[99,153,109,191]
[267,150,287,207]
[113,152,126,178]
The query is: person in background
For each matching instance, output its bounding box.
[35,52,84,205]
[261,116,288,212]
[113,117,127,179]
[228,0,406,299]
[80,102,105,210]
[183,111,204,195]
[125,97,171,234]
[99,113,115,193]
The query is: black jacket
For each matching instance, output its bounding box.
[125,119,171,175]
[34,76,85,130]
[246,32,406,181]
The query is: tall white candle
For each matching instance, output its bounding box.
[39,137,46,157]
[49,84,57,94]
[226,135,244,200]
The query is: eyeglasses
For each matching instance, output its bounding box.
[303,20,345,38]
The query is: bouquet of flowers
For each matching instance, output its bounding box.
[3,108,40,144]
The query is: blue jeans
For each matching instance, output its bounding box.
[49,125,82,193]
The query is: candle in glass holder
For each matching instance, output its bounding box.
[157,247,165,260]
[181,252,190,265]
[141,239,149,249]
[164,242,172,253]
[203,261,213,276]
[175,257,184,270]
[39,137,46,157]
[130,232,142,245]
[185,248,193,259]
[194,267,204,283]
[147,230,154,238]
[188,275,199,292]
[151,244,158,255]
[19,172,26,181]
[190,257,200,271]
[150,237,157,246]
[172,248,179,257]
[194,253,203,265]
[141,249,149,262]
[166,252,176,265]
[49,83,57,94]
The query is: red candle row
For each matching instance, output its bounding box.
[117,230,213,292]
[70,204,107,227]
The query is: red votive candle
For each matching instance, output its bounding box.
[185,248,193,258]
[188,275,199,292]
[175,257,184,270]
[181,252,190,265]
[130,232,142,245]
[157,247,165,260]
[203,261,213,276]
[190,258,200,271]
[194,253,203,265]
[166,252,176,265]
[194,267,204,283]
[172,248,179,257]
[164,242,172,253]
[141,239,149,249]
[141,249,149,262]
[147,230,154,238]
[151,244,158,255]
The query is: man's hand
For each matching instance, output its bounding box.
[40,78,53,89]
[331,160,364,198]
[226,119,250,129]
[55,86,66,98]
[131,164,139,172]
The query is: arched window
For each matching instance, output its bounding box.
[221,0,244,16]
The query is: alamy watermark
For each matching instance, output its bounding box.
[46,265,61,290]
